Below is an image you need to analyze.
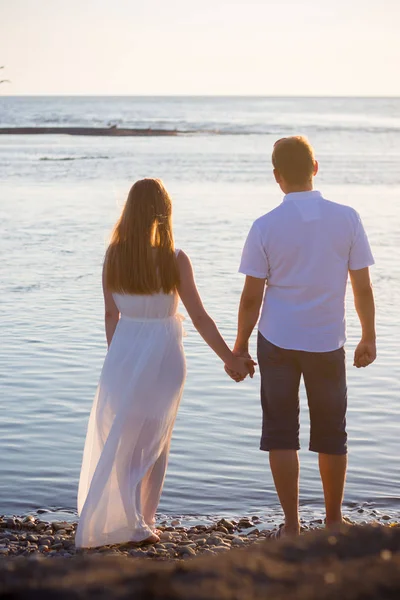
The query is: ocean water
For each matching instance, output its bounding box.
[0,96,399,523]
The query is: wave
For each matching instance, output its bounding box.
[189,124,400,135]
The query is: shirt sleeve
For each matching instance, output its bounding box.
[349,214,375,271]
[239,221,269,279]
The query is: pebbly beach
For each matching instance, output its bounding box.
[0,510,399,560]
[0,518,400,600]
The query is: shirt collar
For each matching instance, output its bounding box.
[283,190,323,203]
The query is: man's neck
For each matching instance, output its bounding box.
[284,183,314,194]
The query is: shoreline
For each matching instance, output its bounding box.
[1,512,399,559]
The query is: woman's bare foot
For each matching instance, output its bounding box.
[141,532,159,544]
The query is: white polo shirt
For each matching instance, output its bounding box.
[239,190,375,352]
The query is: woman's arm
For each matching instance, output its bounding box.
[177,251,254,378]
[102,262,120,348]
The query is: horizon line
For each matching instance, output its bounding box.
[1,93,400,100]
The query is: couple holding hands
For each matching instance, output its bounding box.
[75,136,376,549]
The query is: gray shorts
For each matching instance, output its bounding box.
[257,332,347,455]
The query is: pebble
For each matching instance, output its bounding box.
[194,538,206,546]
[212,545,230,553]
[177,546,196,557]
[206,536,223,546]
[23,516,35,524]
[129,549,145,557]
[238,519,252,529]
[231,537,246,547]
[216,526,229,535]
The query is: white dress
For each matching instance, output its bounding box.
[76,269,186,548]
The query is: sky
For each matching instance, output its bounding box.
[1,0,400,96]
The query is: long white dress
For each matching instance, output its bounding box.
[76,270,186,548]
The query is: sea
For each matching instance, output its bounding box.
[0,96,399,526]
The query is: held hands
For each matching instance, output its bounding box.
[354,338,376,368]
[224,350,257,383]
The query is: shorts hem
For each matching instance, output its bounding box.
[309,445,348,455]
[260,443,301,452]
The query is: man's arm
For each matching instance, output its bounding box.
[349,267,376,368]
[234,275,266,354]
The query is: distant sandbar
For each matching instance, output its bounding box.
[0,126,181,137]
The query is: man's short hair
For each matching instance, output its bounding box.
[272,136,315,185]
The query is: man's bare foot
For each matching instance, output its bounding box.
[325,518,351,531]
[268,525,300,539]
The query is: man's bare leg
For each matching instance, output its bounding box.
[269,449,301,535]
[318,453,347,528]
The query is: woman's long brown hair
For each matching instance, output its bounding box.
[104,178,180,295]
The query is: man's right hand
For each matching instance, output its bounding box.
[354,339,376,368]
[225,349,255,382]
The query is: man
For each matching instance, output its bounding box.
[228,136,376,537]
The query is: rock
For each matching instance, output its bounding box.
[212,545,230,553]
[218,519,235,532]
[171,519,180,526]
[52,521,71,532]
[194,538,207,546]
[238,519,252,529]
[162,543,177,550]
[129,549,144,558]
[207,535,228,546]
[23,516,35,524]
[177,545,196,557]
[382,515,391,521]
[216,526,229,535]
[159,531,180,541]
[0,548,9,555]
[6,518,16,529]
[27,535,38,543]
[39,545,49,552]
[6,534,18,542]
[51,543,63,550]
[231,537,246,546]
[39,538,52,546]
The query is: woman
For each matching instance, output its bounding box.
[76,178,253,548]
